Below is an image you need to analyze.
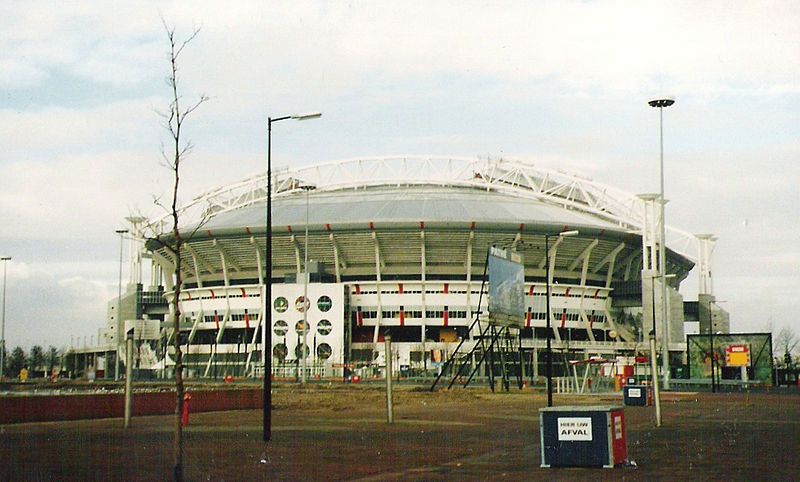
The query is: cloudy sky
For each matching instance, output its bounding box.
[1,1,798,351]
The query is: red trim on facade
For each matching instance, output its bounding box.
[354,284,361,294]
[444,283,449,294]
[443,310,449,327]
[398,283,403,294]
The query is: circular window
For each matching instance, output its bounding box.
[317,319,332,336]
[274,297,288,313]
[273,320,288,336]
[272,343,287,361]
[295,320,308,335]
[317,343,332,360]
[294,344,309,359]
[317,295,332,312]
[295,296,310,312]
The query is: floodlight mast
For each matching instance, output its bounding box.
[648,95,675,390]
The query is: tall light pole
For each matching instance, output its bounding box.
[300,184,315,385]
[0,256,11,379]
[545,230,578,407]
[265,112,321,443]
[115,229,128,381]
[648,96,675,390]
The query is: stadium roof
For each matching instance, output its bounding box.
[145,156,700,286]
[201,185,625,235]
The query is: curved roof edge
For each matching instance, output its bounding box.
[151,156,705,262]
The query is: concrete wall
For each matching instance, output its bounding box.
[0,388,262,424]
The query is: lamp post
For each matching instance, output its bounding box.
[648,96,675,390]
[115,229,128,381]
[545,230,578,407]
[300,184,315,385]
[0,256,11,379]
[265,112,321,443]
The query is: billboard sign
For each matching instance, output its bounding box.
[488,246,525,327]
[726,345,750,366]
[687,333,772,384]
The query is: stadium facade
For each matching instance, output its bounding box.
[98,156,729,380]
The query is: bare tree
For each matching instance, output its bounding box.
[775,325,799,360]
[156,20,208,481]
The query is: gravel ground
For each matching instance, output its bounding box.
[1,384,798,480]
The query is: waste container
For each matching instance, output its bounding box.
[623,385,650,406]
[540,405,627,468]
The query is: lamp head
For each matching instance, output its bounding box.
[291,112,322,121]
[648,96,675,108]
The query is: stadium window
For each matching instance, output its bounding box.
[274,297,288,313]
[273,320,288,336]
[317,295,333,312]
[317,319,332,336]
[317,343,333,360]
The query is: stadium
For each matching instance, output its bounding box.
[99,156,728,383]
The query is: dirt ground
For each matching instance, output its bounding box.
[1,384,798,480]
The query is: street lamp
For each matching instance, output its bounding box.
[265,112,321,443]
[648,95,675,390]
[115,229,128,381]
[0,256,11,379]
[299,184,316,385]
[545,230,578,407]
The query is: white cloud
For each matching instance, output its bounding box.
[1,0,799,347]
[0,261,117,350]
[169,0,800,106]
